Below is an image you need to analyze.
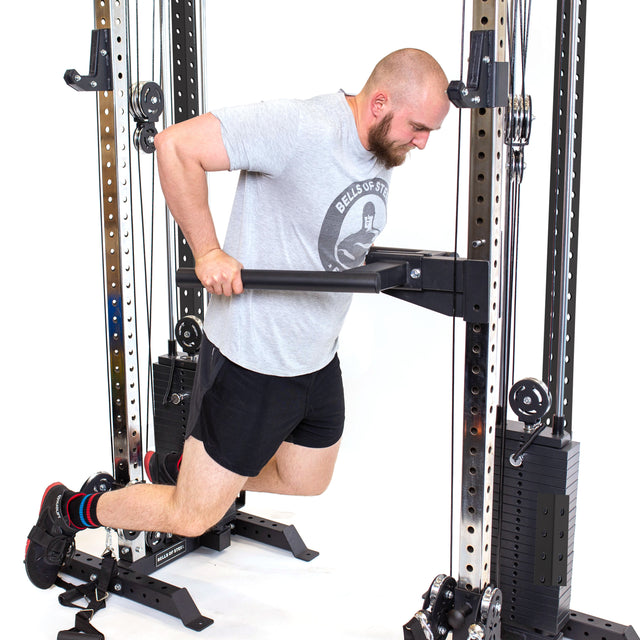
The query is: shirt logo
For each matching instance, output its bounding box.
[318,178,389,271]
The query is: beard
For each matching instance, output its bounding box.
[367,112,412,169]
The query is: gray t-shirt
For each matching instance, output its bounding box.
[205,92,392,375]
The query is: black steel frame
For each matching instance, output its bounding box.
[172,0,206,323]
[542,0,588,435]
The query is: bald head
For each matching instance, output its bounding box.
[346,48,450,168]
[363,48,449,108]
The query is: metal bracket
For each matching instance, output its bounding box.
[448,30,508,109]
[403,575,457,640]
[175,246,490,323]
[64,29,112,92]
[62,550,213,631]
[534,493,570,587]
[367,247,490,323]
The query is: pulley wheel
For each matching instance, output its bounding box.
[133,122,158,154]
[80,471,116,494]
[121,528,141,541]
[509,378,551,425]
[176,315,204,354]
[129,81,164,121]
[146,530,166,549]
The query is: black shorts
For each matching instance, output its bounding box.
[185,336,345,477]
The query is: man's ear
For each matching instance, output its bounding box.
[371,91,389,118]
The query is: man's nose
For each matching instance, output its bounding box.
[413,131,430,150]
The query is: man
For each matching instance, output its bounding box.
[25,48,450,589]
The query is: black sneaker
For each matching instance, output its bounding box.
[25,483,78,589]
[144,451,181,485]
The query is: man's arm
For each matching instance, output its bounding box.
[155,112,243,296]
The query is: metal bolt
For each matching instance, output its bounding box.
[98,483,107,492]
[445,590,455,600]
[114,583,122,592]
[483,56,491,64]
[438,626,449,637]
[150,96,158,104]
[468,623,485,640]
[509,453,524,467]
[410,268,421,279]
[461,88,469,96]
[90,80,97,88]
[100,49,108,57]
[472,239,486,248]
[471,96,481,104]
[90,573,98,582]
[121,546,129,554]
[74,74,82,83]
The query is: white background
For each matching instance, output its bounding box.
[1,1,638,638]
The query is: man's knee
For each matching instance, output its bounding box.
[297,482,330,497]
[169,498,232,537]
[275,441,340,496]
[169,437,247,536]
[280,462,336,496]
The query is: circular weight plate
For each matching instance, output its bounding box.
[509,378,552,424]
[176,315,204,354]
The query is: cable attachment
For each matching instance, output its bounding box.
[508,378,552,466]
[129,82,164,153]
[506,95,533,183]
[64,29,112,92]
[508,148,525,183]
[403,574,457,640]
[447,30,509,109]
[505,95,533,145]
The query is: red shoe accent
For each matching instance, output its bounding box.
[144,451,155,482]
[41,482,64,510]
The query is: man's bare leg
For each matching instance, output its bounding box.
[244,439,341,496]
[96,437,247,537]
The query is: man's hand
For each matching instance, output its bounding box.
[195,248,244,296]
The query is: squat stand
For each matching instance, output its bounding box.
[59,488,319,631]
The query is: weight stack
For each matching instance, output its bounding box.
[152,354,197,456]
[491,421,580,639]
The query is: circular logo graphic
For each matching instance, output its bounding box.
[318,178,389,271]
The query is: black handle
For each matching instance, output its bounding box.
[176,262,408,294]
